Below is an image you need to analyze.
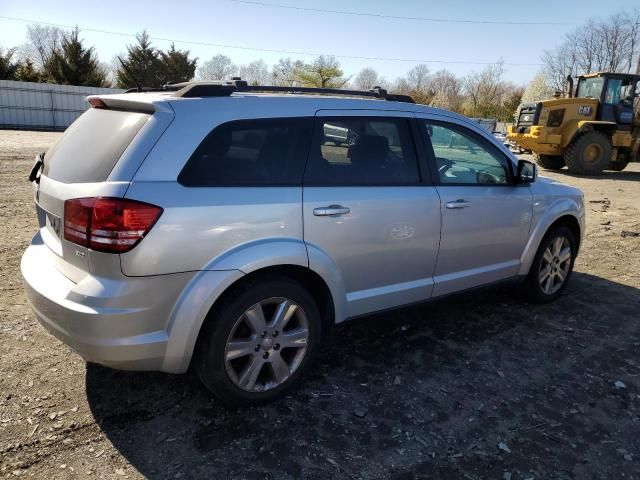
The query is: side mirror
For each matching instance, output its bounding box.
[516,159,537,183]
[426,125,433,137]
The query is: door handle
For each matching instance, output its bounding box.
[445,199,471,209]
[313,205,351,216]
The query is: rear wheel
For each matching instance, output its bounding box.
[523,226,577,304]
[534,154,565,170]
[194,277,322,407]
[564,131,611,175]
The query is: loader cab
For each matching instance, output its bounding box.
[575,73,639,128]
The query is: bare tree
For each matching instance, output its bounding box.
[393,64,431,104]
[463,61,507,118]
[354,67,380,90]
[19,24,64,70]
[196,54,236,81]
[521,72,556,103]
[543,9,640,88]
[238,59,269,85]
[271,57,304,86]
[428,69,463,112]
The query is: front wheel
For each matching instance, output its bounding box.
[523,226,577,304]
[534,154,565,170]
[564,131,611,175]
[194,277,322,406]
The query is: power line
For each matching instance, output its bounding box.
[229,0,576,26]
[0,15,543,66]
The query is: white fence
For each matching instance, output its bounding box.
[0,80,124,131]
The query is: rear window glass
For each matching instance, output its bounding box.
[44,108,150,183]
[178,117,313,187]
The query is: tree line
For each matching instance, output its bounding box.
[2,9,638,121]
[0,24,523,121]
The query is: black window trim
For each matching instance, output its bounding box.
[418,119,518,187]
[177,116,315,188]
[303,115,427,187]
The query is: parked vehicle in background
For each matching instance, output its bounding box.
[471,117,497,133]
[21,81,585,406]
[492,131,510,148]
[508,72,640,174]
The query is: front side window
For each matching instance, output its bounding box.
[305,117,420,186]
[604,78,634,105]
[178,117,313,187]
[423,121,510,185]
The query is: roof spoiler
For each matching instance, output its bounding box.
[86,95,170,114]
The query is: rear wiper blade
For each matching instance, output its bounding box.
[29,152,45,184]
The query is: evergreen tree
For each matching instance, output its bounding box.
[294,55,347,88]
[44,27,107,86]
[116,31,164,89]
[159,43,196,84]
[15,58,40,82]
[0,47,19,80]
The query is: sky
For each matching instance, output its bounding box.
[0,0,634,85]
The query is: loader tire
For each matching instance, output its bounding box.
[534,154,565,171]
[608,161,629,172]
[564,131,611,175]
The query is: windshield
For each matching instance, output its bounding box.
[576,77,604,99]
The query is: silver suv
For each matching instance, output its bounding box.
[21,81,585,406]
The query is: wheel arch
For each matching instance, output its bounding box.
[519,207,583,276]
[569,121,616,145]
[188,264,338,372]
[547,215,581,251]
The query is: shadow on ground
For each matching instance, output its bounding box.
[86,272,640,479]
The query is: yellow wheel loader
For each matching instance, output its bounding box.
[508,72,640,175]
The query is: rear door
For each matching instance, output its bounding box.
[32,104,166,281]
[303,111,441,319]
[416,116,533,296]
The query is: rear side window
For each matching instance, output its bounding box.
[305,117,420,186]
[44,108,150,183]
[178,118,313,187]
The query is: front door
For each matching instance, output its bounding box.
[303,111,441,319]
[417,118,533,297]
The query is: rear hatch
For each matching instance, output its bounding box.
[32,96,173,282]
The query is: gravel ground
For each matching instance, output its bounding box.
[0,130,639,480]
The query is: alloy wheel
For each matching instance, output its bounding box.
[538,236,572,295]
[224,297,309,392]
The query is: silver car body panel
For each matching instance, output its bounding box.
[21,92,585,374]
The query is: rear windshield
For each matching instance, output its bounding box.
[43,108,150,183]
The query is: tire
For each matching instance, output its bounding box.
[534,154,565,170]
[523,226,577,304]
[564,131,611,175]
[608,161,629,172]
[194,276,322,407]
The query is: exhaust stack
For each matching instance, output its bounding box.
[566,75,574,98]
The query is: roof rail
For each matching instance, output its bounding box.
[166,79,415,103]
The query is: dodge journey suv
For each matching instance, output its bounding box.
[21,81,585,406]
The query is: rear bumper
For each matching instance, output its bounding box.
[21,232,196,372]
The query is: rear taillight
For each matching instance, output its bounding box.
[88,97,107,109]
[64,198,163,253]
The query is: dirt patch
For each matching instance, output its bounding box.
[1,130,639,479]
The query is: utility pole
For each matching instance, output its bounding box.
[636,22,640,75]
